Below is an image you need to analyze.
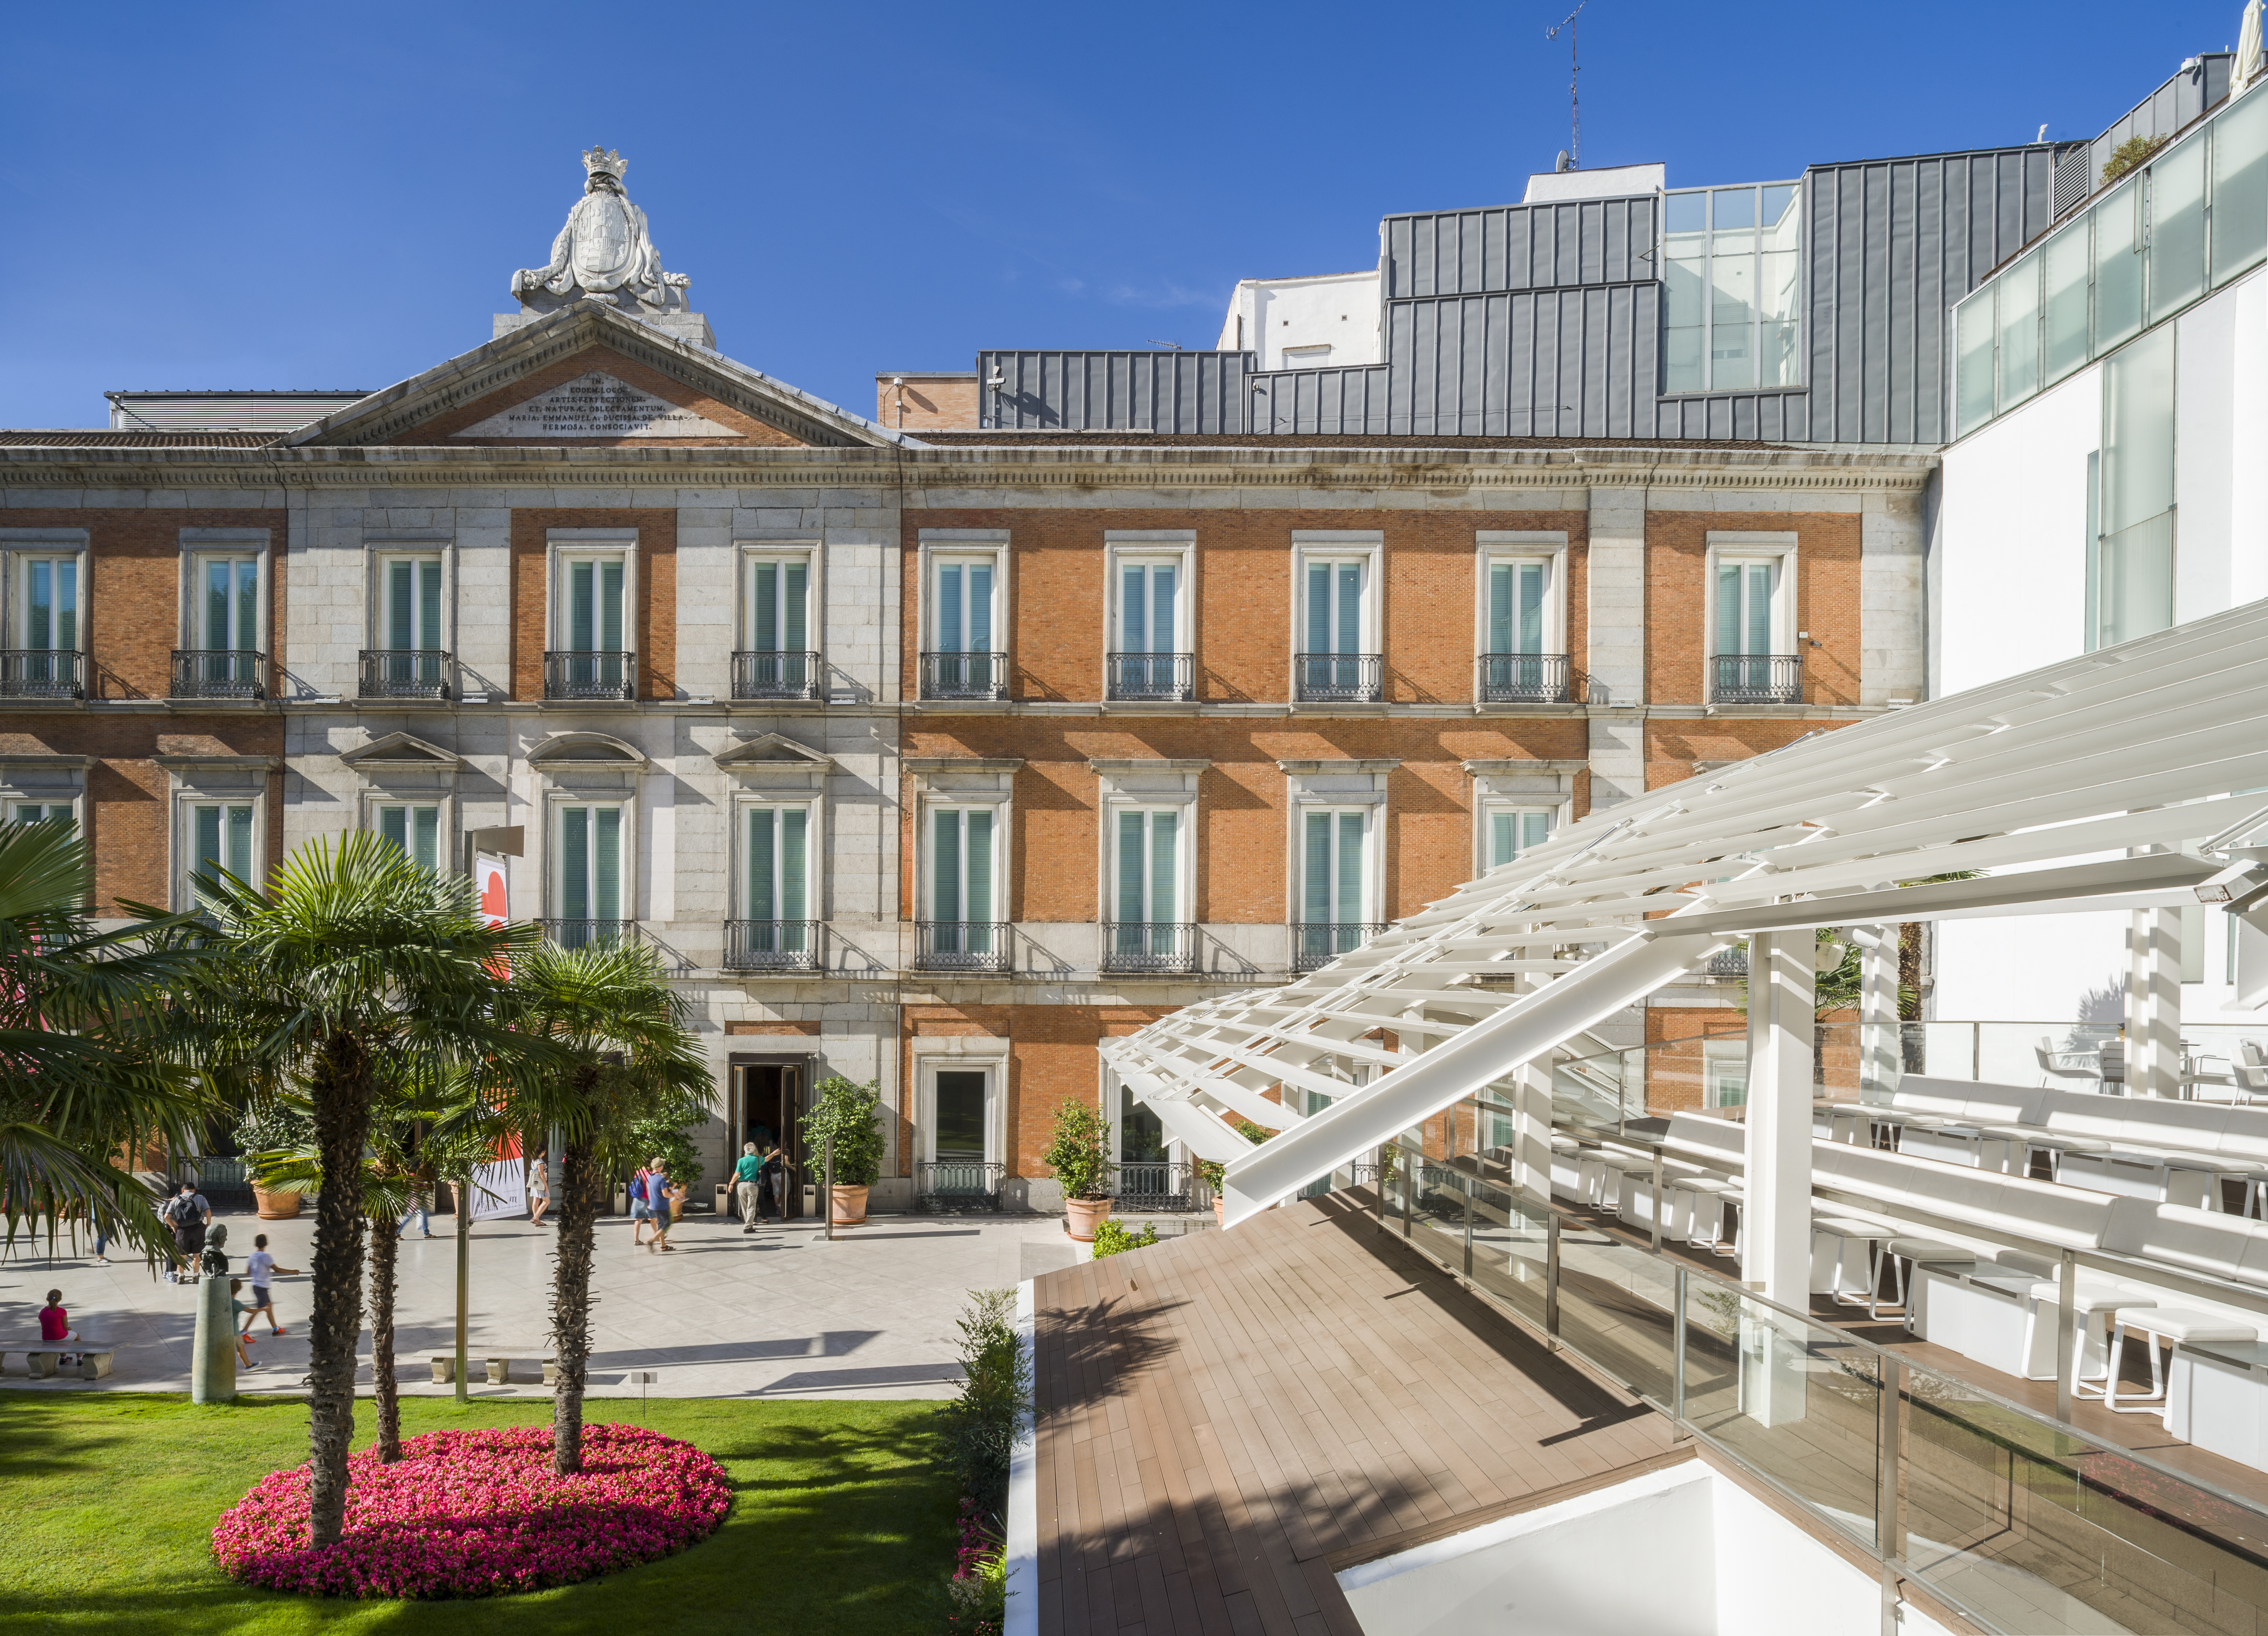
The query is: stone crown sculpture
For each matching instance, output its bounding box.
[510,146,691,315]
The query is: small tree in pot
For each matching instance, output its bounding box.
[804,1075,884,1226]
[235,1097,315,1218]
[1042,1100,1114,1241]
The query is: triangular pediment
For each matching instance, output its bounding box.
[286,302,904,451]
[340,732,464,769]
[712,733,833,769]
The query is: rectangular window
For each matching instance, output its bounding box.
[1301,809,1366,925]
[1486,560,1548,654]
[198,557,259,651]
[20,556,77,652]
[1303,558,1366,654]
[384,557,444,652]
[935,1068,990,1164]
[2214,89,2268,286]
[1703,1038,1749,1110]
[2092,180,2144,354]
[556,805,623,926]
[1113,809,1180,926]
[1714,560,1779,656]
[931,557,995,653]
[2149,135,2209,322]
[374,803,440,871]
[13,802,71,828]
[2098,326,2176,648]
[1661,183,1802,394]
[746,558,809,655]
[2043,218,2093,384]
[562,557,626,652]
[1995,254,2042,412]
[191,801,255,906]
[929,807,996,942]
[744,805,810,926]
[1117,560,1178,656]
[1487,809,1552,869]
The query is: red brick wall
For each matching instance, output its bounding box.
[1643,717,1845,791]
[1644,510,1861,708]
[508,510,677,701]
[399,343,806,448]
[873,375,979,431]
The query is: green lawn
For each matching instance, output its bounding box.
[0,1391,955,1633]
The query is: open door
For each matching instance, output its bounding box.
[728,1055,808,1219]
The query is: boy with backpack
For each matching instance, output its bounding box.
[161,1180,210,1284]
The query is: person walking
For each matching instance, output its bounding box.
[240,1233,298,1337]
[756,1143,788,1223]
[161,1179,210,1284]
[528,1149,551,1227]
[732,1141,763,1233]
[629,1160,656,1248]
[646,1159,677,1253]
[399,1182,434,1239]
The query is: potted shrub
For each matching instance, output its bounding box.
[236,1097,316,1219]
[1202,1119,1277,1227]
[1041,1101,1114,1241]
[804,1075,884,1226]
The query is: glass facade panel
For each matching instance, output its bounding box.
[1660,183,1800,394]
[1953,288,1996,437]
[2042,217,2092,384]
[2098,326,2177,648]
[2149,134,2208,322]
[1758,184,1802,387]
[2092,180,2144,353]
[2214,88,2268,284]
[1662,192,1707,393]
[1994,255,2041,411]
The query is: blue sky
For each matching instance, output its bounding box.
[1,0,2246,427]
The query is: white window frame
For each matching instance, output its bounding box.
[731,794,822,926]
[547,528,640,654]
[547,796,634,926]
[1282,344,1334,370]
[0,753,89,842]
[366,541,457,656]
[1291,532,1382,658]
[1102,531,1195,700]
[911,1035,1009,1171]
[1473,531,1569,660]
[0,530,90,671]
[368,799,446,871]
[737,542,819,658]
[923,801,1005,928]
[1090,758,1204,947]
[1703,533,1798,684]
[1480,804,1557,871]
[1703,1037,1750,1109]
[162,760,273,914]
[178,528,272,656]
[1297,805,1374,926]
[1462,758,1583,879]
[1279,760,1393,943]
[1104,1062,1183,1171]
[917,529,1010,686]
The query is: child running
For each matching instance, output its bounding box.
[240,1233,300,1337]
[228,1279,258,1370]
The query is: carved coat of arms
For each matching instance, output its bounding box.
[511,148,691,313]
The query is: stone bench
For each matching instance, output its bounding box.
[430,1349,556,1386]
[6,1341,115,1380]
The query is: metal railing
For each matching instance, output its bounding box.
[537,918,637,951]
[919,651,1007,701]
[1479,652,1572,704]
[186,1154,253,1210]
[731,650,822,701]
[723,919,819,972]
[1101,921,1197,974]
[170,649,265,700]
[358,648,449,700]
[543,649,636,701]
[916,1159,1004,1210]
[1292,921,1387,971]
[1106,652,1194,701]
[1293,652,1382,703]
[1710,653,1803,704]
[915,921,1012,972]
[0,650,84,699]
[1375,1154,2268,1636]
[1702,944,1750,976]
[1111,1160,1199,1212]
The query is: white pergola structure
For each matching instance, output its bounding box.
[1102,599,2268,1306]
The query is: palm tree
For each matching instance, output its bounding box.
[182,833,539,1546]
[0,819,208,1260]
[505,940,706,1475]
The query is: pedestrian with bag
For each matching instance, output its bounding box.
[162,1179,210,1284]
[645,1159,677,1253]
[629,1160,656,1248]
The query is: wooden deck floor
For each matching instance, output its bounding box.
[1030,1189,1685,1636]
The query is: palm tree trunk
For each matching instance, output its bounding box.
[307,1030,373,1548]
[368,1209,402,1463]
[550,1121,599,1476]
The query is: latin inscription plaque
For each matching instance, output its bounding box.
[458,371,730,438]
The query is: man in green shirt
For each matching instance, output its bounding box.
[733,1142,764,1234]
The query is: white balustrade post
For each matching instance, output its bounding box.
[2127,907,2183,1098]
[1743,930,1817,1307]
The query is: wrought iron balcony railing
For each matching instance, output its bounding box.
[170,649,265,700]
[0,649,84,699]
[543,649,636,702]
[537,918,637,951]
[731,650,823,701]
[914,921,1012,972]
[1112,1160,1199,1212]
[1479,652,1572,704]
[1106,652,1194,702]
[1101,921,1198,974]
[723,919,820,972]
[1710,653,1803,705]
[919,651,1008,701]
[1294,652,1382,703]
[1703,944,1750,976]
[915,1159,1005,1210]
[358,648,450,700]
[1292,920,1389,971]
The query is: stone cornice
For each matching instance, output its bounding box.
[0,439,1940,495]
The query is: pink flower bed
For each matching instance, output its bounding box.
[213,1425,732,1598]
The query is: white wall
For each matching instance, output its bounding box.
[1215,270,1382,370]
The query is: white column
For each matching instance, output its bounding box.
[1854,924,1901,1103]
[1511,1059,1554,1205]
[1584,487,1648,809]
[1743,930,1817,1306]
[2127,907,2183,1097]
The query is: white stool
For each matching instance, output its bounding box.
[1877,1237,1974,1330]
[1673,1177,1739,1252]
[2104,1308,2259,1417]
[1813,1218,1896,1318]
[2023,1283,2156,1389]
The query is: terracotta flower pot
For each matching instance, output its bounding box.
[253,1186,302,1221]
[1065,1196,1113,1242]
[829,1183,869,1227]
[1213,1196,1225,1227]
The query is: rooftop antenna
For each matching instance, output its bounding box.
[1546,2,1587,169]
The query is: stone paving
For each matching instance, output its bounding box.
[0,1204,1211,1400]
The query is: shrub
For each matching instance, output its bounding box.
[1038,1101,1111,1201]
[233,1096,315,1162]
[940,1287,1030,1517]
[1089,1217,1158,1259]
[803,1074,885,1188]
[2102,133,2168,186]
[947,1496,1009,1636]
[625,1114,705,1195]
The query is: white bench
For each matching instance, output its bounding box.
[6,1341,115,1380]
[430,1349,557,1386]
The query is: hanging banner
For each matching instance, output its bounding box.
[475,853,510,928]
[468,1129,527,1222]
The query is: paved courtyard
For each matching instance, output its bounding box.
[0,1204,1208,1399]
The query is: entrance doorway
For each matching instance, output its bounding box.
[927,1068,997,1204]
[729,1057,806,1220]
